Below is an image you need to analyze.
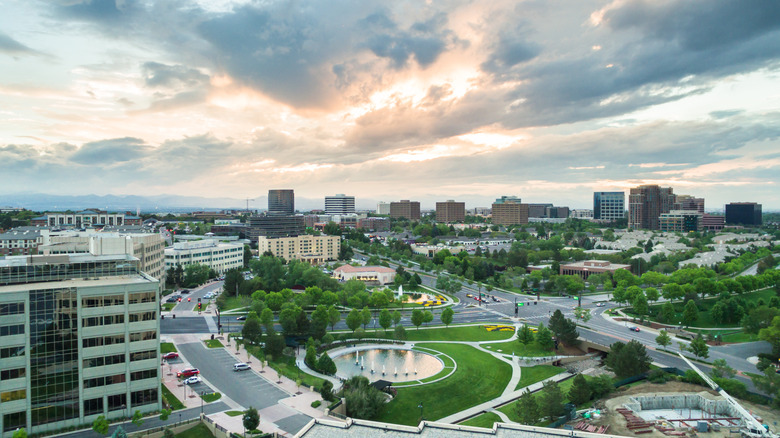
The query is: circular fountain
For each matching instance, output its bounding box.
[332,348,443,383]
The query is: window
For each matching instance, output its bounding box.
[0,346,24,358]
[0,368,26,380]
[0,324,24,336]
[129,331,156,342]
[107,394,127,412]
[84,397,104,416]
[129,312,156,323]
[1,389,26,402]
[129,292,155,304]
[83,354,125,368]
[130,369,157,381]
[0,302,24,315]
[3,412,26,432]
[130,350,156,362]
[130,388,158,407]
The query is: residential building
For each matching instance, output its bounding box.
[0,253,160,436]
[247,214,305,240]
[358,217,390,231]
[376,202,391,215]
[390,200,421,220]
[676,195,705,214]
[31,210,142,228]
[560,260,631,280]
[257,235,340,264]
[725,202,762,226]
[491,197,528,226]
[324,194,355,215]
[659,210,703,232]
[436,200,465,223]
[593,192,625,221]
[164,240,243,274]
[628,185,676,230]
[268,189,295,214]
[333,265,396,284]
[0,230,44,256]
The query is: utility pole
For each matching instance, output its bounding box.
[245,198,253,214]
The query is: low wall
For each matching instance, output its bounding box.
[129,417,200,438]
[628,394,737,417]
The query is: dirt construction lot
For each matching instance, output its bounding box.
[571,381,780,438]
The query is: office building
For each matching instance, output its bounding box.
[659,210,703,232]
[528,204,553,218]
[676,195,705,214]
[593,192,625,221]
[324,194,355,215]
[376,202,391,215]
[247,214,305,240]
[0,253,160,436]
[702,214,726,232]
[333,265,396,284]
[358,217,390,231]
[571,209,593,219]
[725,202,762,226]
[164,240,243,274]
[546,206,569,219]
[560,260,631,280]
[268,189,295,214]
[491,197,529,226]
[628,185,676,230]
[257,235,340,264]
[31,210,142,228]
[389,200,421,220]
[435,200,465,223]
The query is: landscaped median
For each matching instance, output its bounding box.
[365,323,516,342]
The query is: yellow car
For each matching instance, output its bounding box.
[466,294,473,298]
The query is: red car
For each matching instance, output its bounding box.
[629,326,641,332]
[177,368,199,378]
[162,352,179,360]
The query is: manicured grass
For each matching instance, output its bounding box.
[720,332,759,343]
[374,343,512,425]
[218,296,250,311]
[498,375,578,423]
[515,365,566,390]
[369,324,515,342]
[161,343,178,354]
[225,411,243,417]
[163,303,176,311]
[175,423,214,438]
[482,341,554,357]
[161,384,185,410]
[245,344,327,390]
[204,339,224,348]
[200,392,222,403]
[459,412,503,428]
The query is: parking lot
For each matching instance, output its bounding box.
[162,355,218,398]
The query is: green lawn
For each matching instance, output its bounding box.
[515,365,566,390]
[374,343,512,425]
[225,411,243,417]
[200,392,222,403]
[684,328,760,343]
[245,344,328,390]
[161,384,185,410]
[482,341,554,357]
[459,412,503,428]
[161,343,178,354]
[162,303,176,311]
[218,296,250,311]
[498,375,578,423]
[175,423,214,438]
[369,324,515,342]
[204,339,224,349]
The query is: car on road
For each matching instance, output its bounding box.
[183,376,202,385]
[166,296,179,303]
[162,352,179,360]
[596,303,605,307]
[237,315,247,321]
[177,368,199,378]
[466,294,473,298]
[491,297,499,302]
[233,363,250,371]
[180,289,190,294]
[629,326,641,332]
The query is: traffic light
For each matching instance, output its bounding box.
[517,302,524,307]
[198,297,201,302]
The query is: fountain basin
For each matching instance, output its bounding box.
[332,347,443,383]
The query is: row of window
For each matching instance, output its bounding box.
[82,294,125,308]
[0,345,24,358]
[0,302,24,315]
[82,330,156,348]
[83,314,125,327]
[0,367,25,380]
[129,292,156,304]
[0,324,24,336]
[0,389,25,403]
[84,353,126,368]
[130,369,157,381]
[84,373,126,388]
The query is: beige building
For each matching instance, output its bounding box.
[628,185,676,230]
[560,260,631,280]
[390,200,421,220]
[333,265,396,284]
[164,240,243,274]
[436,200,466,223]
[491,197,529,226]
[258,235,340,264]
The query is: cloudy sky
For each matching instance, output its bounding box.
[1,0,779,210]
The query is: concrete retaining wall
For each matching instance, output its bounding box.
[630,395,737,417]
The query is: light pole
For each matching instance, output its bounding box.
[201,391,205,416]
[418,402,424,423]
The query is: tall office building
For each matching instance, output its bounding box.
[389,200,421,220]
[593,192,625,221]
[268,189,295,214]
[677,195,705,214]
[324,194,355,215]
[376,202,391,215]
[491,196,529,226]
[435,200,465,223]
[725,202,762,226]
[628,185,676,230]
[0,254,160,435]
[247,214,305,240]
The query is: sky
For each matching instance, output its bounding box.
[1,0,779,211]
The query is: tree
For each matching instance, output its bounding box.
[243,245,253,267]
[516,389,540,425]
[645,287,660,303]
[346,309,361,332]
[759,315,780,356]
[278,306,300,335]
[305,344,318,369]
[539,381,565,421]
[605,340,651,379]
[394,324,407,340]
[573,307,592,322]
[750,368,780,400]
[568,374,592,406]
[441,307,454,327]
[518,324,535,345]
[111,427,127,438]
[163,429,175,438]
[689,334,709,359]
[243,407,260,432]
[548,309,579,346]
[242,311,263,344]
[92,416,109,436]
[392,309,402,326]
[378,309,392,333]
[683,300,699,327]
[711,359,736,379]
[320,380,335,402]
[423,310,434,326]
[12,429,27,438]
[131,410,144,427]
[360,306,371,329]
[655,330,672,349]
[260,308,274,332]
[411,309,424,329]
[159,409,171,421]
[264,329,285,358]
[632,293,649,321]
[317,352,337,375]
[341,376,387,420]
[327,305,341,331]
[535,324,555,351]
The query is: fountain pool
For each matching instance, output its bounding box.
[332,348,443,383]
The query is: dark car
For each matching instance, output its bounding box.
[179,289,190,294]
[629,326,641,332]
[237,316,247,321]
[166,296,179,303]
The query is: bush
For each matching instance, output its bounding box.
[648,369,671,384]
[317,352,337,375]
[320,380,335,401]
[681,370,705,385]
[311,400,322,408]
[340,376,386,420]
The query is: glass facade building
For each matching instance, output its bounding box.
[593,192,625,221]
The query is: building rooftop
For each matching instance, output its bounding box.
[0,252,137,268]
[335,265,396,274]
[0,273,156,293]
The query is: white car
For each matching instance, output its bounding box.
[595,303,605,307]
[183,376,202,385]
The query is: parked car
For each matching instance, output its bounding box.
[233,363,250,371]
[237,315,247,321]
[180,289,190,294]
[466,294,473,298]
[162,352,179,360]
[177,368,199,378]
[629,326,641,332]
[596,302,605,307]
[166,296,179,303]
[183,376,201,385]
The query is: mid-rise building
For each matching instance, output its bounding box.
[659,210,703,232]
[435,200,465,223]
[560,260,631,280]
[491,197,528,226]
[31,210,142,228]
[268,189,295,214]
[676,195,705,214]
[702,214,726,232]
[628,185,676,230]
[528,204,553,218]
[164,240,243,274]
[0,253,160,436]
[0,230,44,256]
[571,209,593,219]
[247,214,305,240]
[593,192,625,221]
[376,202,391,215]
[725,202,762,226]
[358,217,390,231]
[546,206,569,219]
[324,194,355,215]
[390,200,421,220]
[257,235,340,264]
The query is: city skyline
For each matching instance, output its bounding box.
[1,1,780,208]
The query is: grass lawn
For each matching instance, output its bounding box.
[161,343,178,354]
[368,324,515,342]
[374,343,512,425]
[225,411,243,417]
[720,332,760,343]
[200,392,222,403]
[245,344,328,390]
[515,365,566,390]
[218,296,250,311]
[482,340,554,357]
[175,423,214,438]
[459,412,503,428]
[161,384,185,410]
[163,303,176,311]
[498,375,578,423]
[204,339,224,348]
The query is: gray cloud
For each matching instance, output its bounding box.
[142,62,209,88]
[70,137,151,165]
[0,32,42,57]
